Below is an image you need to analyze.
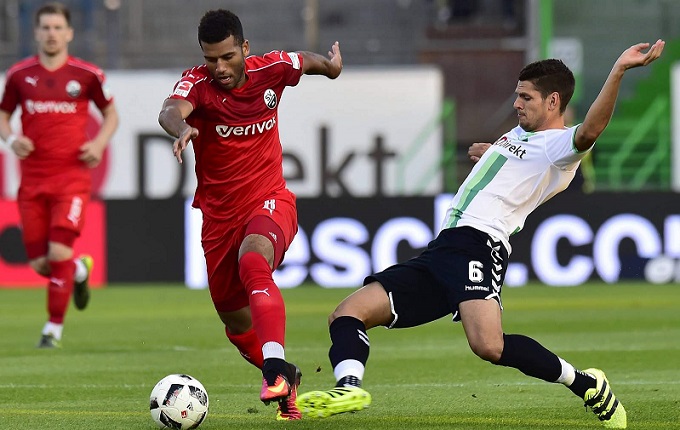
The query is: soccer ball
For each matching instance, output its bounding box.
[149,374,209,429]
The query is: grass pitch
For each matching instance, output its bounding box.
[0,282,679,429]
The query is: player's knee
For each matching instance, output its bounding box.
[327,303,362,327]
[327,308,347,327]
[469,340,503,363]
[47,240,74,263]
[218,309,252,335]
[238,251,271,284]
[329,282,393,328]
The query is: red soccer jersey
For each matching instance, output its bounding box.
[169,51,304,223]
[0,55,113,181]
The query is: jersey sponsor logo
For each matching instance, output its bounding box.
[25,99,77,114]
[173,80,193,97]
[24,76,39,87]
[66,80,82,97]
[263,88,277,109]
[287,52,301,70]
[492,136,527,159]
[215,116,276,138]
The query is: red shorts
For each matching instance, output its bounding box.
[18,175,90,259]
[202,189,298,312]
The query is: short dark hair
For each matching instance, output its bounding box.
[198,9,244,47]
[518,59,575,114]
[35,2,71,27]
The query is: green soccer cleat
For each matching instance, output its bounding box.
[583,368,627,429]
[36,333,61,349]
[73,255,93,310]
[296,386,371,418]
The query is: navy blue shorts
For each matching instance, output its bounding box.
[365,226,508,328]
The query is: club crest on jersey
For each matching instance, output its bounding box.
[263,89,277,109]
[66,80,81,97]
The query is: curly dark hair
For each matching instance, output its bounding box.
[198,9,244,47]
[518,59,575,114]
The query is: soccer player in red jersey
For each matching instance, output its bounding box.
[158,9,342,421]
[0,2,119,348]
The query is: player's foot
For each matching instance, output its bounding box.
[73,255,93,310]
[276,365,302,420]
[260,358,297,405]
[296,386,372,418]
[583,368,627,429]
[36,333,61,349]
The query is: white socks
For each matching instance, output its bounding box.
[334,359,365,382]
[262,341,285,360]
[42,321,63,340]
[556,357,576,385]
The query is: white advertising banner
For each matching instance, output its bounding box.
[1,67,443,198]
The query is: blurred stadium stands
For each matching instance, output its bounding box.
[1,0,679,190]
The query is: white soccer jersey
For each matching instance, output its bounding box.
[442,124,591,254]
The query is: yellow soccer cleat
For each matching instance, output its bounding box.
[296,386,371,418]
[583,368,627,429]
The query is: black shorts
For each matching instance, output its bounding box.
[365,226,508,328]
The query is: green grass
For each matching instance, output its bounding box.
[0,282,679,429]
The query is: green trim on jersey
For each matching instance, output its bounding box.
[444,152,508,228]
[518,131,537,142]
[571,124,589,153]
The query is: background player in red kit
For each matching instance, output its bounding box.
[0,2,119,348]
[158,9,341,421]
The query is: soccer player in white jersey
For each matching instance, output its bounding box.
[296,40,665,428]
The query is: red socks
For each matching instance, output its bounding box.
[238,252,286,349]
[46,259,75,324]
[226,328,264,369]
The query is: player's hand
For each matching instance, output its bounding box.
[79,140,106,168]
[174,126,199,164]
[468,142,491,163]
[327,41,343,79]
[10,135,34,159]
[615,39,665,71]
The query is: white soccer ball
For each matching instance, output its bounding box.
[149,374,209,429]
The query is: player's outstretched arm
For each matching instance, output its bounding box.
[575,39,665,152]
[158,98,198,164]
[299,41,342,79]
